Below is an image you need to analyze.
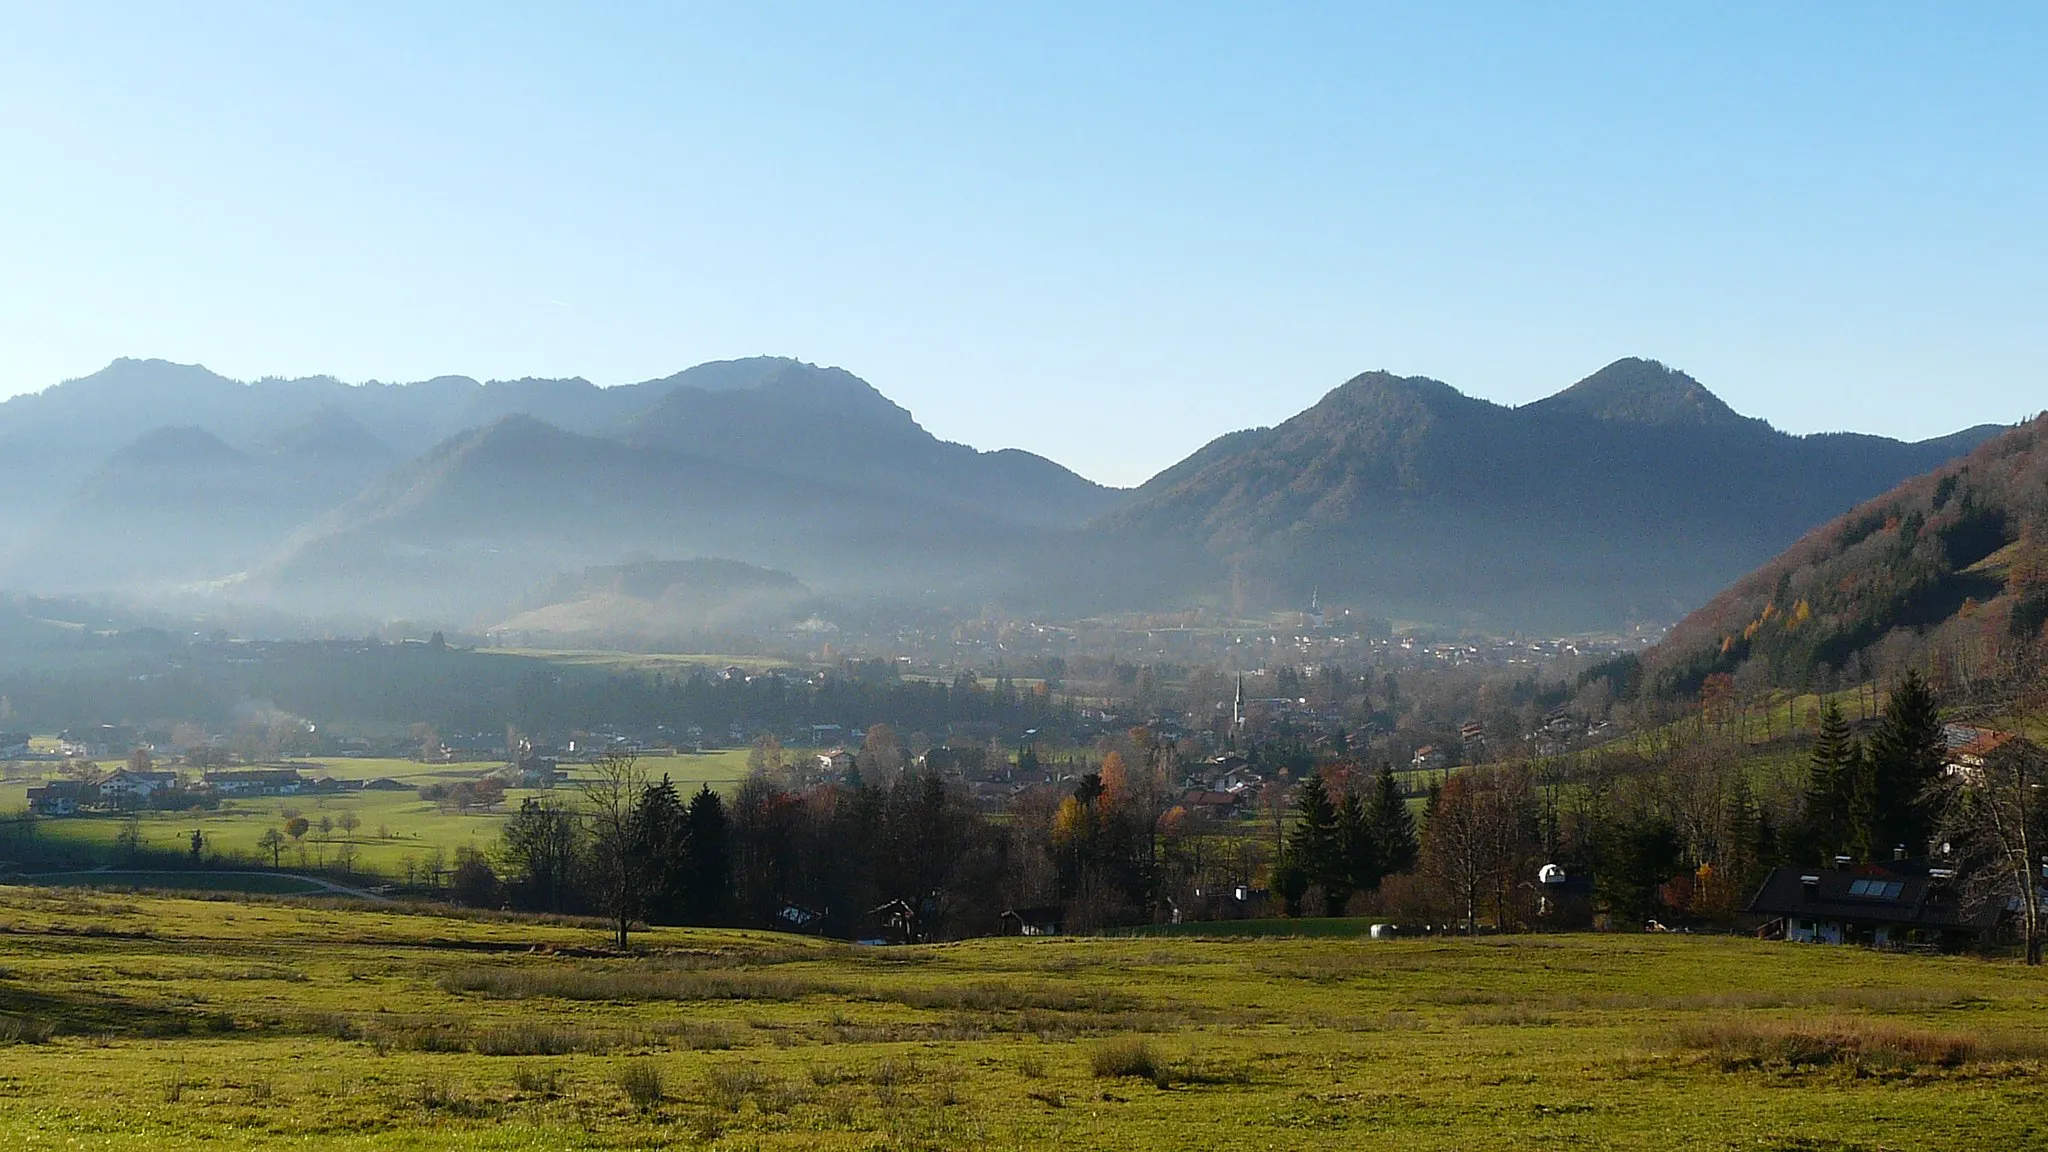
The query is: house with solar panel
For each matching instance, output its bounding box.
[1747,858,2006,950]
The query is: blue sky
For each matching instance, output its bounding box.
[1,3,2042,485]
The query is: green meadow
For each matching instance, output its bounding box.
[0,888,2043,1150]
[0,750,756,882]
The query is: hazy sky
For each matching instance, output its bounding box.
[2,3,2043,486]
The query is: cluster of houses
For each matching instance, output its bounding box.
[24,765,356,816]
[1746,723,2035,952]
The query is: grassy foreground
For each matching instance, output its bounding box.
[0,890,2044,1150]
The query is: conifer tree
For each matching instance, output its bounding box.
[682,784,733,925]
[1846,744,1881,862]
[633,776,689,923]
[1801,702,1855,861]
[1331,789,1374,915]
[1865,669,1944,856]
[1370,762,1420,877]
[1285,772,1341,913]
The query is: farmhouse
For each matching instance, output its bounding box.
[25,779,86,816]
[1180,789,1244,818]
[1941,724,2017,782]
[97,768,180,803]
[1748,859,2004,949]
[202,768,305,796]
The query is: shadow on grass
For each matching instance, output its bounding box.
[0,981,235,1040]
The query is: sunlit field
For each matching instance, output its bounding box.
[0,889,2043,1150]
[0,750,756,883]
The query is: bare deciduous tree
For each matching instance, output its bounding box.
[581,749,647,950]
[1936,735,2046,965]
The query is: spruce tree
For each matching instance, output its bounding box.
[1802,703,1854,861]
[682,784,733,925]
[1285,772,1341,913]
[1846,744,1881,862]
[632,776,689,924]
[1370,762,1419,877]
[1865,669,1944,856]
[1331,789,1374,915]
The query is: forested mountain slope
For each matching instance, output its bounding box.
[1628,414,2048,700]
[1098,358,2003,630]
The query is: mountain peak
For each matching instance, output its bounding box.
[1531,358,1753,429]
[114,425,248,467]
[263,406,396,460]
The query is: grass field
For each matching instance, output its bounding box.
[0,750,756,882]
[0,889,2043,1149]
[481,648,799,675]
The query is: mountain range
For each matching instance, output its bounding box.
[1103,358,2002,628]
[0,355,2005,632]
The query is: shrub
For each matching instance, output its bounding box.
[703,1063,766,1111]
[1090,1037,1159,1080]
[512,1065,563,1097]
[616,1060,665,1109]
[470,1021,600,1056]
[1675,1018,2048,1072]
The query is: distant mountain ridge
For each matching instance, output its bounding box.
[0,356,1120,607]
[1098,358,2005,629]
[0,353,2008,632]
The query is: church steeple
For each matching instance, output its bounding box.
[1232,673,1245,732]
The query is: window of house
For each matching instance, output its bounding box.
[1847,879,1904,899]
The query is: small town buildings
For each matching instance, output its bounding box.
[1411,745,1448,771]
[1747,860,2005,949]
[58,725,139,758]
[0,731,33,759]
[816,749,855,777]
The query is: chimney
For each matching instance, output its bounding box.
[1800,875,1819,901]
[1893,844,1908,862]
[1832,855,1852,867]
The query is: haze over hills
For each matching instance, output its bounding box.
[1102,358,2005,630]
[0,354,2007,633]
[493,558,816,647]
[1619,413,2048,703]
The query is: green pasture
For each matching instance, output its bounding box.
[481,647,797,675]
[0,749,755,883]
[0,891,2044,1149]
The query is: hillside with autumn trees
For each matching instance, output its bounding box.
[1608,413,2048,705]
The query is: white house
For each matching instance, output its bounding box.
[97,768,179,803]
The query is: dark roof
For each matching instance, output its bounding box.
[202,768,304,783]
[1747,861,2004,933]
[1001,905,1064,924]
